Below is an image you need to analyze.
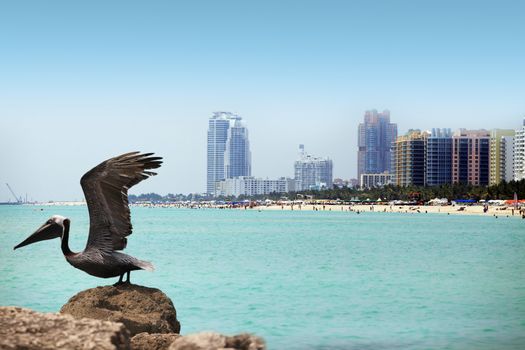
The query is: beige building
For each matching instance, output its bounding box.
[392,130,429,187]
[489,129,515,185]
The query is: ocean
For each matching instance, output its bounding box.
[1,205,524,349]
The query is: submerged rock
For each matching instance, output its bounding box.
[0,306,130,350]
[169,332,265,350]
[131,332,181,350]
[60,284,181,336]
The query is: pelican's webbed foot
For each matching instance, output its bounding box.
[113,271,131,286]
[113,273,124,286]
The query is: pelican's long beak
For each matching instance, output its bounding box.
[14,222,63,250]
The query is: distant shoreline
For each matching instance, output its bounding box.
[9,201,525,219]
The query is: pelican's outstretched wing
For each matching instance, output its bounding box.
[81,152,162,252]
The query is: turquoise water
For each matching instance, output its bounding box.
[1,206,524,349]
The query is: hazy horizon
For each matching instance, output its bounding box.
[1,0,524,202]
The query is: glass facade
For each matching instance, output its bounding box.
[357,109,397,182]
[426,128,453,186]
[225,119,251,179]
[207,112,251,195]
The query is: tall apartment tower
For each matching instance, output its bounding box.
[225,118,251,178]
[514,118,525,181]
[391,130,429,187]
[357,109,397,182]
[294,145,333,191]
[489,129,515,185]
[426,128,453,186]
[207,112,251,195]
[452,129,490,186]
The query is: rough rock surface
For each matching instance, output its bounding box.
[169,332,265,350]
[60,284,180,336]
[0,306,130,350]
[131,332,181,350]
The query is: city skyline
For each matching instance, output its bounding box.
[1,1,524,201]
[2,112,524,202]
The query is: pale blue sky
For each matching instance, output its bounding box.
[1,0,524,201]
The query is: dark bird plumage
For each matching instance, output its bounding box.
[14,152,163,285]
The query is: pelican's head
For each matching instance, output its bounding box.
[14,215,67,250]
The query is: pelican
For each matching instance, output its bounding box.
[14,152,162,285]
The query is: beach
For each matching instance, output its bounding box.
[30,200,525,218]
[250,203,525,218]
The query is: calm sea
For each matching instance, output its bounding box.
[0,205,524,349]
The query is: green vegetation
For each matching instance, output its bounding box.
[279,179,525,202]
[130,180,525,203]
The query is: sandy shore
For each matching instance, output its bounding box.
[26,201,525,218]
[251,203,525,218]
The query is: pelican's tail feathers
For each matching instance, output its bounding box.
[137,260,155,272]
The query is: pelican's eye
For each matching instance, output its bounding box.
[47,219,53,224]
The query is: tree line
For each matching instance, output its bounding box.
[129,179,525,203]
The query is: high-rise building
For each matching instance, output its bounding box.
[225,118,251,178]
[357,109,397,183]
[514,118,525,181]
[215,176,295,197]
[489,129,515,185]
[452,129,490,186]
[392,130,429,187]
[294,145,333,191]
[426,128,453,186]
[207,112,251,195]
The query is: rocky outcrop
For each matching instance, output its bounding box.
[0,306,130,350]
[169,332,265,350]
[3,285,265,350]
[60,284,180,336]
[131,332,181,350]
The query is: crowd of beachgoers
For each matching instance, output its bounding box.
[29,199,525,218]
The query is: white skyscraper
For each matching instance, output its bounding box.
[207,112,251,195]
[294,145,333,191]
[514,118,525,181]
[225,118,251,179]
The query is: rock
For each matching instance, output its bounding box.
[131,332,181,350]
[60,284,180,336]
[0,306,130,350]
[169,332,265,350]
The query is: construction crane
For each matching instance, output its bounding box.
[6,183,22,203]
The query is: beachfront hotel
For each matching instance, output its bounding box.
[357,109,397,185]
[215,176,296,197]
[360,172,393,189]
[207,112,251,195]
[426,128,453,186]
[382,123,523,188]
[514,118,525,181]
[294,145,333,191]
[391,130,429,187]
[452,129,490,186]
[489,129,515,185]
